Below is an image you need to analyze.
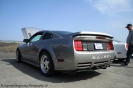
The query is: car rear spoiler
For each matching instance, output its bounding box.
[65,31,113,39]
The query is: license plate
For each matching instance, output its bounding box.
[94,43,103,49]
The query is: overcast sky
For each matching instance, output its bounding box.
[0,0,133,41]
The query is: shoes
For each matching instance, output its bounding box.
[121,63,128,66]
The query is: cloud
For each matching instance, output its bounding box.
[85,0,133,16]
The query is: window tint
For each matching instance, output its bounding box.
[30,35,42,42]
[42,33,53,40]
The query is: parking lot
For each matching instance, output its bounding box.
[0,58,133,88]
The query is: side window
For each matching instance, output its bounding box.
[42,33,53,40]
[30,34,42,42]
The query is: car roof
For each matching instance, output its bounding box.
[36,30,73,36]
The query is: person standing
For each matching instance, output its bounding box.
[121,24,133,66]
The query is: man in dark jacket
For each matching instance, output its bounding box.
[121,24,133,66]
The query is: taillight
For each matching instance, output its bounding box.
[125,44,128,50]
[108,42,114,50]
[96,36,106,39]
[74,40,83,51]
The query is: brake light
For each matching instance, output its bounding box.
[74,40,83,51]
[125,44,128,50]
[96,36,106,39]
[108,42,114,50]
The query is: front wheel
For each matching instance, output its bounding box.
[16,50,22,63]
[39,52,55,76]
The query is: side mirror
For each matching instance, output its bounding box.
[23,39,29,43]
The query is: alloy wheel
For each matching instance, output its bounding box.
[40,55,49,73]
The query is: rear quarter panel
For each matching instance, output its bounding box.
[38,37,74,69]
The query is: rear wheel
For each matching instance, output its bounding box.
[39,52,54,76]
[16,50,21,63]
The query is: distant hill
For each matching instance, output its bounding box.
[0,40,23,44]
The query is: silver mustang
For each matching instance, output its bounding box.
[16,30,115,76]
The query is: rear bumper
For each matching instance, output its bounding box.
[54,51,115,71]
[115,51,126,59]
[74,51,114,70]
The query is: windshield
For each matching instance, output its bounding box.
[53,31,73,36]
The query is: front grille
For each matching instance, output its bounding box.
[82,41,107,51]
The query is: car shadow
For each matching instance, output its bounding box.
[112,58,133,64]
[111,60,133,68]
[2,58,101,83]
[112,60,124,64]
[111,64,133,68]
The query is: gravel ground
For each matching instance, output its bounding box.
[0,57,133,88]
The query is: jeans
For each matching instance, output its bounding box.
[124,45,133,65]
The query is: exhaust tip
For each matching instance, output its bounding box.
[101,65,107,69]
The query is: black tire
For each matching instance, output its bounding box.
[16,49,21,63]
[39,52,55,77]
[118,58,125,61]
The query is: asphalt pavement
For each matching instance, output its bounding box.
[0,58,133,88]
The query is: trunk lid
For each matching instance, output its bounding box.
[72,31,114,51]
[66,31,113,38]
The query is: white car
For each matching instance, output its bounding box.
[113,39,128,61]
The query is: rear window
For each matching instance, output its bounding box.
[42,33,53,40]
[53,31,73,36]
